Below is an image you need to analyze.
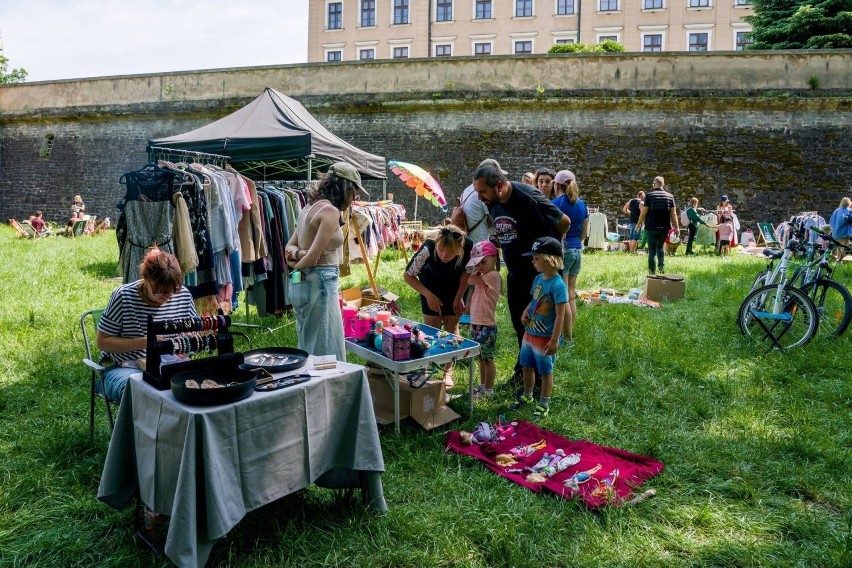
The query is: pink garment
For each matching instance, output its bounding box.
[718,222,735,241]
[469,269,502,326]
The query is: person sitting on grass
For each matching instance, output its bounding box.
[465,241,502,399]
[404,223,473,387]
[511,237,567,420]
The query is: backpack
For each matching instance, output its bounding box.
[680,207,689,227]
[449,193,471,233]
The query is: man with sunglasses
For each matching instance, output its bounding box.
[472,160,571,390]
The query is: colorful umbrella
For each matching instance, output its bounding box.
[388,160,447,218]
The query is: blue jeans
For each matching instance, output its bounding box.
[290,266,346,361]
[98,365,138,402]
[646,230,668,274]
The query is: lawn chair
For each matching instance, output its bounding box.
[81,309,118,434]
[10,219,39,239]
[71,219,88,237]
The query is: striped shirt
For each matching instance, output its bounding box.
[98,281,197,363]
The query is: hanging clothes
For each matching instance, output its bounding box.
[587,211,608,250]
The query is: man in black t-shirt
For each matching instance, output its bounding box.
[636,176,678,275]
[472,160,571,385]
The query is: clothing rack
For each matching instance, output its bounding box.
[142,314,234,390]
[146,146,231,166]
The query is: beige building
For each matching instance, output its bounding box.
[307,0,754,62]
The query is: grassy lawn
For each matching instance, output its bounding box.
[0,228,850,567]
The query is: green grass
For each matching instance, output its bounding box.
[1,228,850,567]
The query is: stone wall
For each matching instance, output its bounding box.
[1,52,851,229]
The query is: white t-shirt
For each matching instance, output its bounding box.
[460,184,491,244]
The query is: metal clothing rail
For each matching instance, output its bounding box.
[146,145,231,165]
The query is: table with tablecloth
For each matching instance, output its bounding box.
[97,360,386,568]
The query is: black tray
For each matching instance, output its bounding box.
[171,367,258,406]
[239,347,309,373]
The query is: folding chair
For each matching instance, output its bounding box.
[81,309,118,434]
[9,219,35,238]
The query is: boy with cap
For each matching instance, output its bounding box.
[466,240,502,398]
[512,237,567,419]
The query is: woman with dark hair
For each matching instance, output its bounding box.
[285,162,367,360]
[533,167,556,199]
[97,249,197,401]
[404,223,473,385]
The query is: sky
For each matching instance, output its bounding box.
[0,0,309,82]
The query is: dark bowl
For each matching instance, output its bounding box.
[239,347,309,373]
[171,367,258,406]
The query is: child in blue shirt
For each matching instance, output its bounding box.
[511,237,567,419]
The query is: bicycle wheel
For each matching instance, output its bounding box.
[806,278,852,338]
[738,284,818,350]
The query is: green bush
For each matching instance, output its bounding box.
[598,39,626,52]
[548,42,588,53]
[548,40,625,54]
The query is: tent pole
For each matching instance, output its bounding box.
[414,194,418,222]
[382,180,387,200]
[307,157,312,181]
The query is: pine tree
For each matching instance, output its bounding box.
[744,0,852,49]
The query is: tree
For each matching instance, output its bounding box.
[0,55,28,84]
[743,0,852,49]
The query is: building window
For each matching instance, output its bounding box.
[557,0,575,15]
[555,38,576,44]
[474,42,492,55]
[644,0,662,8]
[514,40,533,54]
[393,0,409,24]
[327,50,342,62]
[327,2,342,29]
[688,0,710,7]
[436,44,452,56]
[735,0,752,4]
[359,48,375,60]
[736,30,752,50]
[475,0,492,19]
[393,46,409,58]
[599,0,618,12]
[516,0,532,17]
[643,34,663,51]
[689,32,708,51]
[436,0,452,21]
[361,0,376,26]
[598,35,618,42]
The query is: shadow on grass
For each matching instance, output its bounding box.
[81,261,120,280]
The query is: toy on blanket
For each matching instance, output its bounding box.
[508,438,547,458]
[460,418,519,446]
[590,468,619,499]
[524,450,583,483]
[562,463,602,492]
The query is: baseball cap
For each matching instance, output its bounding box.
[721,195,729,202]
[466,240,499,269]
[522,236,563,257]
[328,162,369,196]
[554,170,575,185]
[478,158,508,175]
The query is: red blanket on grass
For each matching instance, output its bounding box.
[445,420,664,509]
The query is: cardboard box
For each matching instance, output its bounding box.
[382,326,410,360]
[341,287,390,311]
[367,369,460,430]
[644,274,685,302]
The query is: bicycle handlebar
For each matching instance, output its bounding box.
[809,227,852,253]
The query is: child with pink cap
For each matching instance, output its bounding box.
[466,241,502,398]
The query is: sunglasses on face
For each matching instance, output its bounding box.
[440,228,464,241]
[536,168,555,177]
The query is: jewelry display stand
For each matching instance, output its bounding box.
[142,313,240,390]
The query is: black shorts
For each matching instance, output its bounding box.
[720,239,731,247]
[420,292,458,317]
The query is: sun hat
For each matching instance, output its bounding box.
[521,236,563,257]
[554,170,576,185]
[328,162,369,196]
[478,158,508,175]
[466,240,499,269]
[721,195,729,202]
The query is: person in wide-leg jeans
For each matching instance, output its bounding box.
[290,266,345,361]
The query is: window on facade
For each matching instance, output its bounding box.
[688,0,710,7]
[557,0,575,15]
[643,34,663,51]
[393,0,409,24]
[436,0,452,21]
[475,0,492,19]
[327,2,342,29]
[555,38,576,44]
[436,44,452,56]
[474,42,492,55]
[644,0,662,8]
[689,33,708,51]
[599,35,618,42]
[514,40,533,54]
[359,48,375,60]
[393,46,409,58]
[735,0,752,5]
[327,51,342,62]
[599,0,618,11]
[360,0,376,26]
[736,31,752,50]
[516,0,532,17]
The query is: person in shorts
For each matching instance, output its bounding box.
[551,170,589,344]
[622,191,645,254]
[510,237,567,420]
[465,241,502,398]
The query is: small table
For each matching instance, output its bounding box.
[345,319,481,434]
[97,360,387,568]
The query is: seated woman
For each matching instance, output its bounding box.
[96,249,197,401]
[404,223,473,386]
